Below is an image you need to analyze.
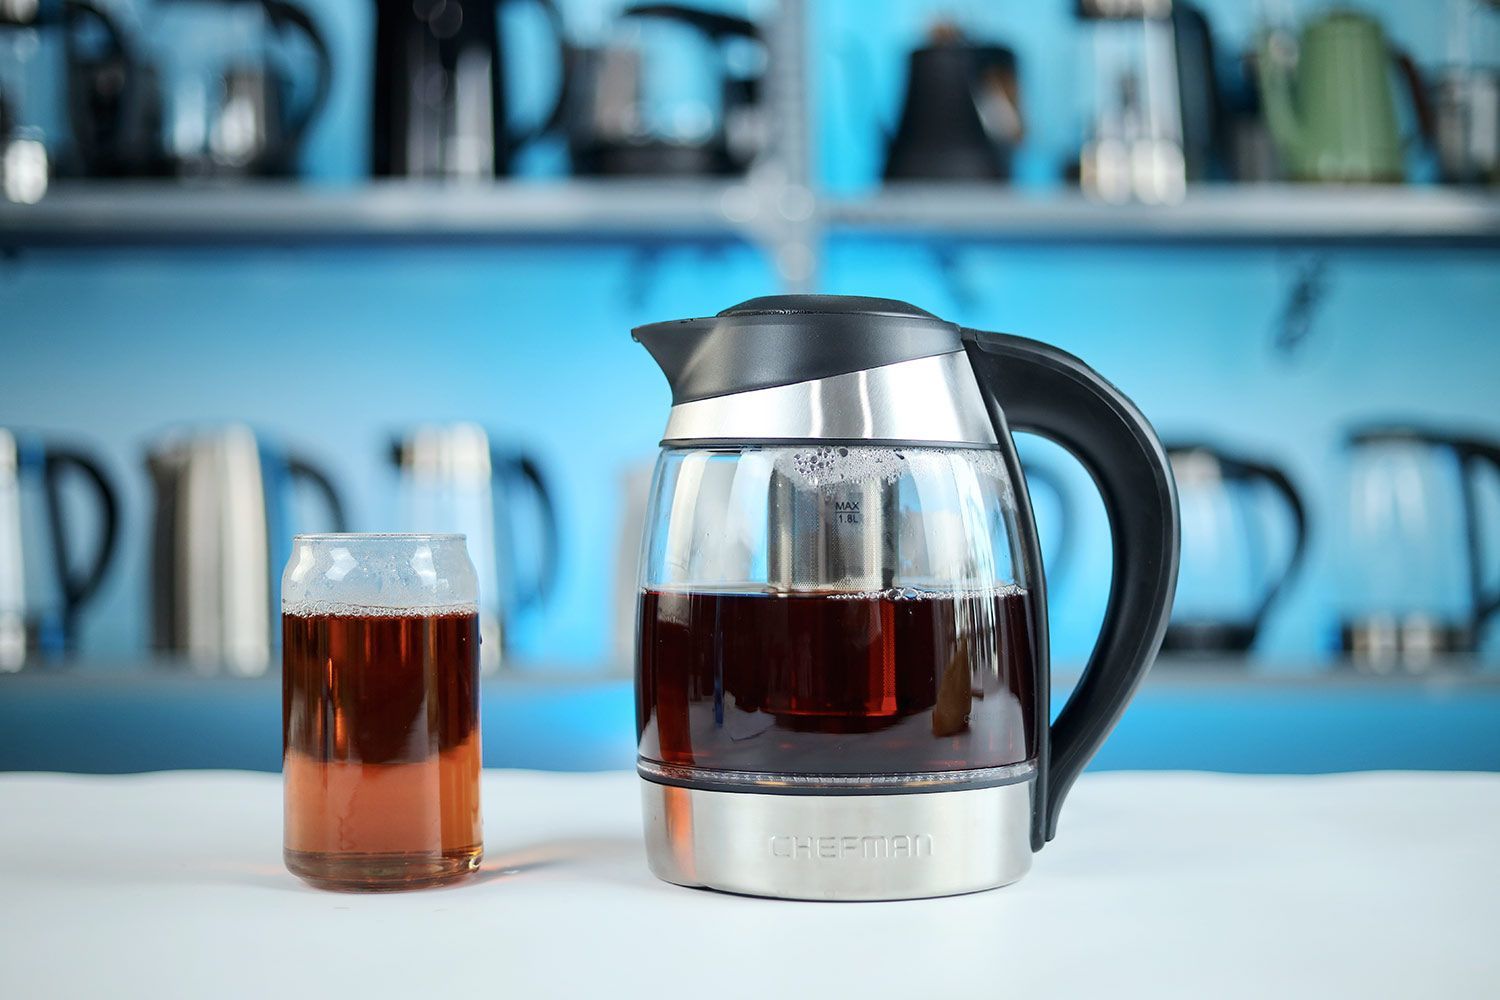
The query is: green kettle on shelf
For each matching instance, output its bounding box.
[1257,9,1431,183]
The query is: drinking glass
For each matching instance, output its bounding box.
[281,533,482,890]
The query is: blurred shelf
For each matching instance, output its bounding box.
[0,657,635,773]
[0,180,759,248]
[826,184,1500,246]
[2,655,1498,774]
[6,182,1497,252]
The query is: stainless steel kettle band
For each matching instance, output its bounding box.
[660,351,999,446]
[638,758,1038,795]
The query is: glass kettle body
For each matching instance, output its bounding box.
[632,296,1179,901]
[1162,443,1307,655]
[1338,426,1500,667]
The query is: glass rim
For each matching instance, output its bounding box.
[292,532,468,543]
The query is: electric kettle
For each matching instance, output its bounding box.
[146,424,346,675]
[1256,10,1431,183]
[1162,442,1307,655]
[1338,425,1500,667]
[62,0,331,178]
[58,0,166,178]
[0,429,120,670]
[154,0,333,177]
[371,0,568,179]
[1074,0,1188,204]
[389,424,559,671]
[567,3,763,177]
[632,295,1179,900]
[882,22,1022,182]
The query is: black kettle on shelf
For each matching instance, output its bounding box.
[882,21,1023,182]
[61,0,331,178]
[1161,442,1308,655]
[52,0,165,177]
[0,428,121,669]
[567,3,763,177]
[371,0,569,179]
[161,0,333,177]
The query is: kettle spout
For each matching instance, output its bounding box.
[632,317,718,406]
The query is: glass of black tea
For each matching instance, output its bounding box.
[281,533,482,891]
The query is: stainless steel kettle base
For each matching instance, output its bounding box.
[640,777,1034,901]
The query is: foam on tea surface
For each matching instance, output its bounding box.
[282,600,478,619]
[826,584,1025,601]
[282,535,479,617]
[771,445,1011,491]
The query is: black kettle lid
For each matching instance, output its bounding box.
[633,294,963,404]
[715,294,940,320]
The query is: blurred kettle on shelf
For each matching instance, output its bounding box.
[0,429,121,670]
[1256,9,1433,183]
[59,0,167,177]
[1,0,38,25]
[1338,425,1500,669]
[61,0,331,178]
[1434,68,1499,184]
[881,21,1022,182]
[1433,0,1500,185]
[567,3,764,177]
[146,424,346,675]
[1,0,49,202]
[1075,0,1187,204]
[1161,442,1307,656]
[371,0,567,179]
[151,0,332,177]
[390,424,559,672]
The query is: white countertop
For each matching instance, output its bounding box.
[1,770,1496,999]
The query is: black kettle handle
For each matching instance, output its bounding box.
[1453,436,1500,631]
[285,454,348,532]
[262,0,334,169]
[963,330,1179,846]
[621,3,760,42]
[42,449,121,623]
[1226,455,1308,642]
[1391,50,1437,150]
[491,449,560,613]
[499,0,573,145]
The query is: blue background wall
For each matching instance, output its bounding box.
[3,0,1497,670]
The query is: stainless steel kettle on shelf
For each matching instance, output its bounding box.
[145,424,345,675]
[631,295,1179,901]
[0,428,120,670]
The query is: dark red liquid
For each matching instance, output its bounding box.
[637,588,1037,775]
[282,610,482,890]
